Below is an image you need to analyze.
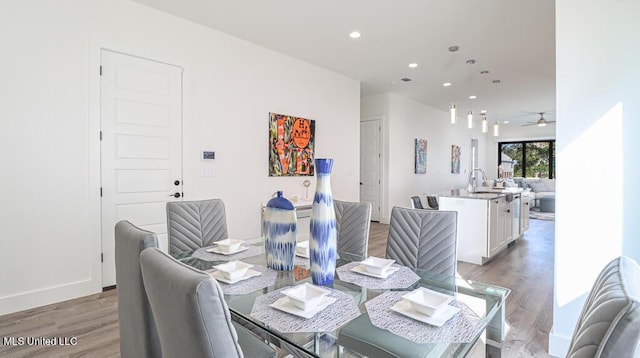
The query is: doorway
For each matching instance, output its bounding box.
[100,50,183,286]
[360,118,382,221]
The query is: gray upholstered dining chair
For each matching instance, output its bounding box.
[338,206,458,358]
[140,248,276,358]
[334,199,372,259]
[426,195,439,210]
[114,220,161,358]
[386,206,457,278]
[566,256,640,358]
[167,199,228,255]
[410,196,424,209]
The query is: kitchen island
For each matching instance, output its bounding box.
[439,188,530,265]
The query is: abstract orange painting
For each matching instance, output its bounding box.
[269,112,315,176]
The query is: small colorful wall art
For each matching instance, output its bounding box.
[451,145,461,174]
[414,138,427,174]
[269,112,315,176]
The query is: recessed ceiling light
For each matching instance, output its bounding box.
[349,31,361,39]
[469,95,477,99]
[503,120,510,124]
[480,110,487,114]
[408,63,418,68]
[443,82,452,87]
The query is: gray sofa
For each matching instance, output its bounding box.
[513,177,555,208]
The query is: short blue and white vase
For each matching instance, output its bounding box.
[309,158,337,286]
[263,191,297,271]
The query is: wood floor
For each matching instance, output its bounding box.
[0,219,554,357]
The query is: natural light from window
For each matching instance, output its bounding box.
[556,102,623,307]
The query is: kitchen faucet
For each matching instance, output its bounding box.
[467,168,487,193]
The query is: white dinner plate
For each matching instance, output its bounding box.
[390,299,460,327]
[269,296,336,319]
[210,268,261,284]
[206,245,250,255]
[350,264,400,279]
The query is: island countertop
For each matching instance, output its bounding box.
[439,188,525,200]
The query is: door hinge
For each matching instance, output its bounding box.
[99,65,102,76]
[378,180,381,184]
[378,126,381,131]
[378,153,381,158]
[100,187,103,197]
[99,131,102,140]
[101,253,104,262]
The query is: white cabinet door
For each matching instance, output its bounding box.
[520,193,531,231]
[488,199,501,257]
[502,201,514,244]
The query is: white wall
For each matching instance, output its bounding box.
[549,0,640,356]
[0,0,359,314]
[362,93,488,222]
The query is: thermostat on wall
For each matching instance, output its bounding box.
[202,151,215,160]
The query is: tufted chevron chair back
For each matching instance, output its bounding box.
[567,256,640,358]
[114,220,161,358]
[334,200,372,259]
[167,199,229,255]
[385,206,457,279]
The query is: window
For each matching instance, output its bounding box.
[498,140,555,178]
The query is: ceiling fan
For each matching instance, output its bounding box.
[523,112,556,127]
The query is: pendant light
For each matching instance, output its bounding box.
[492,80,501,137]
[450,104,457,124]
[446,45,459,125]
[481,113,488,133]
[478,70,490,133]
[466,59,476,129]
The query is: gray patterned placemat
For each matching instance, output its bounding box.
[192,245,261,262]
[250,286,360,333]
[205,265,277,295]
[336,261,420,289]
[365,291,482,343]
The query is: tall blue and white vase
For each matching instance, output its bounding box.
[263,191,297,271]
[310,158,337,286]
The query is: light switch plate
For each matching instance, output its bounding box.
[202,168,214,177]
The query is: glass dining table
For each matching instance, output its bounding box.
[172,239,510,358]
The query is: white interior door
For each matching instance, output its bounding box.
[360,119,381,221]
[100,50,182,287]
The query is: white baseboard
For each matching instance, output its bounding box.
[548,330,571,357]
[0,279,99,316]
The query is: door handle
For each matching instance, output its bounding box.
[174,180,181,186]
[170,192,181,198]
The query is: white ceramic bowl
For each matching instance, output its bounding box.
[359,257,395,275]
[402,287,453,316]
[213,261,253,280]
[282,283,331,311]
[296,240,310,256]
[215,238,244,253]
